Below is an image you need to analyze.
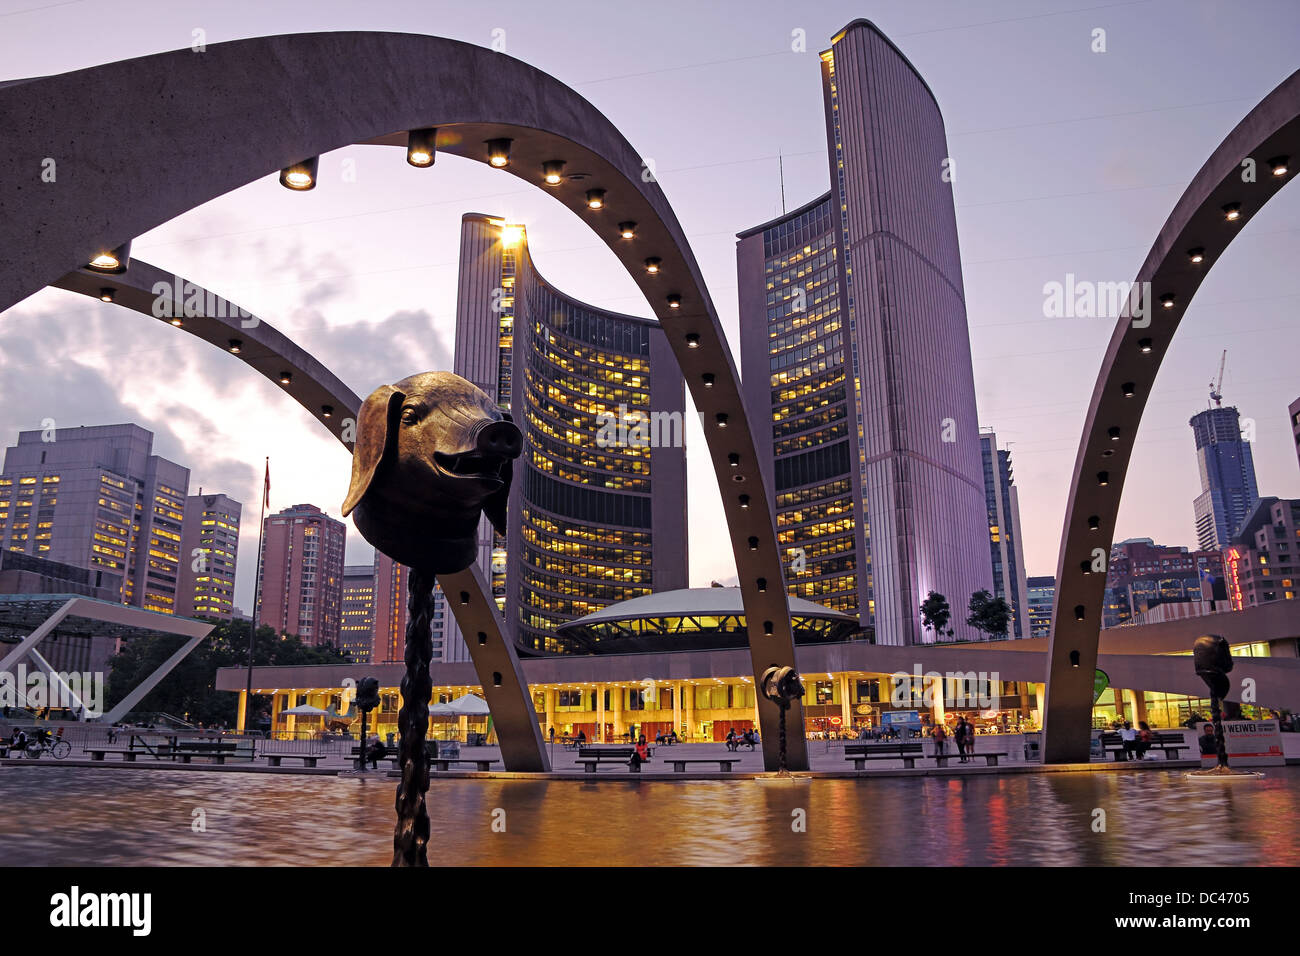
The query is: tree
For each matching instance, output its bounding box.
[919,591,954,641]
[967,589,1012,639]
[105,620,350,727]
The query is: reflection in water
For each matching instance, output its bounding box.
[0,766,1296,866]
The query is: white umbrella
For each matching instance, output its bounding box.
[430,702,457,715]
[446,694,490,716]
[280,704,329,717]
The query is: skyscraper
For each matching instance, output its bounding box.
[1288,396,1300,475]
[0,423,188,613]
[175,492,242,620]
[1189,405,1259,551]
[979,431,1030,638]
[455,213,688,654]
[1025,575,1055,639]
[736,20,992,644]
[256,503,345,647]
[341,564,376,662]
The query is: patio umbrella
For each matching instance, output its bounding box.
[446,694,490,716]
[280,704,329,717]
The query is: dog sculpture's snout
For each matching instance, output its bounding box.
[475,419,523,459]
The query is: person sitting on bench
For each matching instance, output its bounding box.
[1134,721,1154,760]
[725,728,739,752]
[1119,721,1137,760]
[629,735,651,770]
[365,734,385,770]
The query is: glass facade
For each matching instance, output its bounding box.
[455,215,687,657]
[761,198,862,617]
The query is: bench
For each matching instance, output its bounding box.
[933,751,1008,767]
[844,742,924,769]
[87,748,141,762]
[431,758,498,772]
[576,746,645,773]
[1100,731,1187,761]
[261,753,324,768]
[664,758,740,773]
[171,741,239,764]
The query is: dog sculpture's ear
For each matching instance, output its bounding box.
[483,410,514,536]
[342,384,404,516]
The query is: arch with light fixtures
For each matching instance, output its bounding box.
[1042,69,1299,763]
[0,31,808,770]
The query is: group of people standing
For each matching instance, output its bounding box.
[930,716,977,762]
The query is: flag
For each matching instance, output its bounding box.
[262,458,270,511]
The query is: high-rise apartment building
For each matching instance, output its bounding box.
[1102,538,1225,628]
[1224,497,1300,609]
[256,503,345,647]
[1288,396,1300,475]
[736,20,992,644]
[454,213,688,655]
[1025,575,1055,639]
[175,492,241,619]
[1189,405,1259,551]
[341,564,376,662]
[0,423,188,613]
[979,431,1030,638]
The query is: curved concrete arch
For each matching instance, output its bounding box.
[0,32,806,769]
[1042,69,1300,763]
[53,258,550,772]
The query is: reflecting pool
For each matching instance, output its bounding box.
[2,766,1297,866]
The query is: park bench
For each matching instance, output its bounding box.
[663,757,740,773]
[576,746,645,772]
[87,748,141,762]
[171,741,239,764]
[933,750,1008,767]
[1099,731,1187,761]
[431,758,498,772]
[260,753,324,768]
[844,742,924,769]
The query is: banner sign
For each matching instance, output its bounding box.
[1199,718,1284,767]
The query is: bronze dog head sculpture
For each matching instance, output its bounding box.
[342,371,521,573]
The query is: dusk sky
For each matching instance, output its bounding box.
[1,0,1297,613]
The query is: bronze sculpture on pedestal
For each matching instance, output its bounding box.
[343,371,521,866]
[760,665,805,776]
[1191,633,1235,774]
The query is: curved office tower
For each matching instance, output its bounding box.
[455,214,688,654]
[737,20,992,644]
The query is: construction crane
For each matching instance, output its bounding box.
[1209,349,1226,407]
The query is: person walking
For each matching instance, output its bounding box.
[953,717,968,763]
[961,719,976,762]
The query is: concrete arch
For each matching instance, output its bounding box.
[54,259,550,772]
[0,31,807,769]
[1042,69,1300,763]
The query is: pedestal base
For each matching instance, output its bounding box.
[1185,766,1265,781]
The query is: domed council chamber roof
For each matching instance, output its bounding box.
[554,587,861,655]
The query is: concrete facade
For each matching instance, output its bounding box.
[175,492,241,620]
[0,424,189,614]
[255,503,346,648]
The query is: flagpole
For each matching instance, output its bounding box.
[243,456,269,735]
